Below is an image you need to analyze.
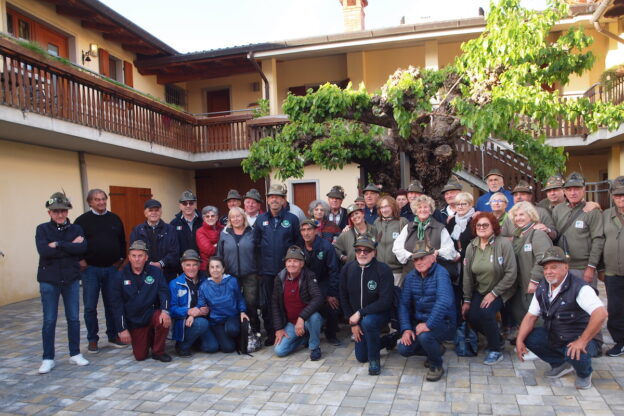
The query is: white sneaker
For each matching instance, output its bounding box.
[69,353,89,366]
[523,349,539,361]
[39,359,55,374]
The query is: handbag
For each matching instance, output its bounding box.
[454,321,478,357]
[238,318,263,356]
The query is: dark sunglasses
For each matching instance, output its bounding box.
[181,201,196,206]
[355,248,373,254]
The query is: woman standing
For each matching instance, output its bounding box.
[374,196,408,286]
[36,192,89,373]
[217,207,260,332]
[194,257,249,353]
[489,193,509,226]
[334,204,378,264]
[508,202,551,326]
[196,206,223,272]
[308,199,341,243]
[462,212,517,365]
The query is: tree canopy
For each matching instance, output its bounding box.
[242,0,624,195]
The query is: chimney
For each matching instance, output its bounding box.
[339,0,368,32]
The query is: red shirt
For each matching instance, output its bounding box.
[283,274,306,325]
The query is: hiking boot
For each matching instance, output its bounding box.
[108,338,129,348]
[326,336,341,346]
[69,354,89,366]
[177,349,192,357]
[38,359,55,374]
[575,373,592,390]
[310,347,322,361]
[87,341,99,354]
[368,360,381,376]
[544,362,574,379]
[607,342,624,357]
[483,351,503,365]
[264,335,275,347]
[426,366,444,382]
[152,353,172,363]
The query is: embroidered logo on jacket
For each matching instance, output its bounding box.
[367,280,377,291]
[145,276,155,284]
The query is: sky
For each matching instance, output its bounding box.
[99,0,547,54]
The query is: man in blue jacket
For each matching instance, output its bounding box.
[130,199,179,282]
[398,241,456,382]
[300,219,341,345]
[254,183,301,345]
[36,192,89,374]
[475,168,514,213]
[111,240,172,362]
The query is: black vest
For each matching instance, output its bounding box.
[535,274,592,347]
[404,218,445,253]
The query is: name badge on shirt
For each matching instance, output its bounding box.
[392,232,399,239]
[262,220,269,226]
[523,243,532,252]
[498,256,504,265]
[176,225,183,231]
[490,255,494,263]
[123,280,131,285]
[575,220,584,228]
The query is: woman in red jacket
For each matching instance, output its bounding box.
[196,206,223,271]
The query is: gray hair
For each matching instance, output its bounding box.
[308,199,330,217]
[410,195,435,215]
[201,205,219,216]
[86,188,107,202]
[489,192,509,205]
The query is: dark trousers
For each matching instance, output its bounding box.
[525,327,597,378]
[128,310,168,361]
[81,265,117,343]
[467,292,504,352]
[397,321,455,368]
[204,315,241,353]
[605,275,624,344]
[354,313,390,363]
[320,303,339,339]
[238,273,260,332]
[40,280,80,360]
[260,274,275,337]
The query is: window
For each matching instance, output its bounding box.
[47,43,59,57]
[165,84,187,109]
[6,7,69,58]
[18,19,31,40]
[108,57,119,81]
[6,12,13,34]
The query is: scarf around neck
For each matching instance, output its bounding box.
[451,207,475,240]
[413,216,431,240]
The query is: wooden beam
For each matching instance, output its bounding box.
[56,5,96,19]
[103,32,137,43]
[121,43,160,55]
[155,64,256,84]
[81,20,118,33]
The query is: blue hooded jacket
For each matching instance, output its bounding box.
[196,274,246,323]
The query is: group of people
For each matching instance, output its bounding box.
[35,169,624,389]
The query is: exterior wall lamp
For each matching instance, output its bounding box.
[81,43,99,65]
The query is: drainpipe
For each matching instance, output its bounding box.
[78,151,89,212]
[247,51,270,101]
[592,0,624,45]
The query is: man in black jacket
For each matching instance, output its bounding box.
[516,247,607,390]
[340,235,394,375]
[130,199,179,281]
[75,188,127,353]
[36,192,89,374]
[111,240,172,362]
[170,190,203,274]
[272,246,324,360]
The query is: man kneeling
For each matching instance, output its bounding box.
[272,246,324,360]
[111,240,172,362]
[516,247,607,390]
[398,241,456,382]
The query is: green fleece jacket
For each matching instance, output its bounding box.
[552,202,604,270]
[602,207,624,276]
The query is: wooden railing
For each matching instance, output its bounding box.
[585,73,624,105]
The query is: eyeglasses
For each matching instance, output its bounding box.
[475,223,491,229]
[455,202,469,207]
[490,200,506,204]
[181,201,196,206]
[355,248,373,254]
[204,214,217,218]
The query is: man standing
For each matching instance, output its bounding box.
[433,179,462,224]
[475,169,514,212]
[272,246,324,360]
[170,191,203,267]
[130,199,179,282]
[327,185,348,229]
[243,188,263,227]
[111,240,172,362]
[551,173,604,287]
[254,184,301,345]
[220,189,242,226]
[75,189,127,353]
[300,219,341,345]
[537,175,566,213]
[602,176,624,357]
[516,247,607,389]
[398,241,456,382]
[36,192,89,374]
[363,184,381,224]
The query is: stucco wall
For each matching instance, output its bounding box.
[362,46,426,91]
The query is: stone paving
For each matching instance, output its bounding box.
[0,286,623,416]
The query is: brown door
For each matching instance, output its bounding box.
[206,89,230,114]
[293,182,316,216]
[195,167,265,215]
[109,186,152,246]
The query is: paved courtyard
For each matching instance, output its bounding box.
[0,288,623,416]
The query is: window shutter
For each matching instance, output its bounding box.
[99,48,110,77]
[123,60,133,87]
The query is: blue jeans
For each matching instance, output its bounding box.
[40,280,81,360]
[398,321,455,368]
[525,327,597,378]
[204,315,241,353]
[179,317,212,351]
[354,313,390,363]
[274,312,323,357]
[81,265,118,343]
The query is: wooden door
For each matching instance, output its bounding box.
[37,24,69,58]
[292,182,316,216]
[206,88,230,114]
[109,186,152,246]
[195,167,265,215]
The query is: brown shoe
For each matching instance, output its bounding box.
[87,341,99,354]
